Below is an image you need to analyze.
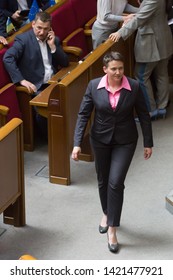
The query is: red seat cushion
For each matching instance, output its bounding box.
[0,84,21,122]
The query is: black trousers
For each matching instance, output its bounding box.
[90,137,137,227]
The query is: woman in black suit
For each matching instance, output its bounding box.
[72,52,153,253]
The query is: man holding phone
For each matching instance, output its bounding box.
[3,11,69,137]
[3,11,69,92]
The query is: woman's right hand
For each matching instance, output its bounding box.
[71,146,81,161]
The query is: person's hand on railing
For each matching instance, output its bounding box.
[20,79,37,93]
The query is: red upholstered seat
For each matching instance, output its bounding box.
[0,84,21,122]
[70,0,97,28]
[0,44,21,122]
[51,0,89,59]
[51,1,78,41]
[62,28,88,58]
[0,47,11,89]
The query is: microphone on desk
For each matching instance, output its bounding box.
[57,71,71,82]
[78,51,93,64]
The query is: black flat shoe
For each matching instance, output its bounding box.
[108,242,119,253]
[99,225,108,234]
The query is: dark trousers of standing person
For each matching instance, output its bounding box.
[90,137,137,227]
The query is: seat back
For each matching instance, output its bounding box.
[51,0,89,59]
[0,47,11,89]
[62,28,89,59]
[0,84,22,122]
[70,0,97,28]
[51,1,78,41]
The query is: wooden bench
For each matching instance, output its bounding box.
[0,105,9,126]
[0,118,25,226]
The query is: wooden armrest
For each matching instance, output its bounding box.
[62,28,84,46]
[0,118,22,140]
[84,29,92,36]
[63,46,82,57]
[16,85,34,96]
[0,105,9,116]
[0,83,14,94]
[62,28,84,58]
[45,0,68,13]
[85,16,96,30]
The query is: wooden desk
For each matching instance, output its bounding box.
[30,62,78,118]
[49,62,78,84]
[30,61,93,185]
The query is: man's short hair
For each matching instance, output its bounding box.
[34,11,52,24]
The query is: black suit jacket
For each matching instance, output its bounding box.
[0,0,50,17]
[0,10,7,37]
[74,77,153,148]
[3,29,69,90]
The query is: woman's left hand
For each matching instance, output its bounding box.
[144,147,152,159]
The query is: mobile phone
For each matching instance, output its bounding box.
[19,9,30,17]
[47,29,53,40]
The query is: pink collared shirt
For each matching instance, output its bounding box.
[97,74,131,109]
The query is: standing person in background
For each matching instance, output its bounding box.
[72,52,153,253]
[109,0,173,119]
[0,0,50,32]
[92,0,139,49]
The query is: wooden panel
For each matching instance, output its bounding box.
[48,62,93,185]
[0,118,25,226]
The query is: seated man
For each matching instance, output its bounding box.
[3,11,69,138]
[0,0,50,31]
[0,10,8,45]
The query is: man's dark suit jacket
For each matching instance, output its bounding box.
[0,0,50,18]
[74,77,153,148]
[0,10,7,37]
[3,29,69,90]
